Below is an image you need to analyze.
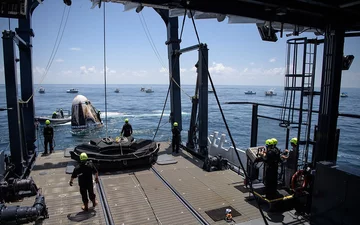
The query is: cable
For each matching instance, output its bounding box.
[103,2,108,137]
[20,5,71,104]
[152,84,170,141]
[189,14,270,225]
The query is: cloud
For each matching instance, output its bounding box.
[239,67,285,76]
[61,70,72,75]
[55,58,64,63]
[80,66,97,74]
[33,66,46,75]
[269,58,276,63]
[159,67,168,73]
[180,68,187,73]
[208,62,236,74]
[70,47,81,51]
[250,62,255,65]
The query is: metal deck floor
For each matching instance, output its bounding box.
[14,142,309,225]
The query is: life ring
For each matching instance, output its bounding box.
[291,169,308,191]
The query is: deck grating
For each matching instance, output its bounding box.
[13,142,310,225]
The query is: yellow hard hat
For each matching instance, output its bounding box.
[271,138,278,145]
[125,118,129,123]
[45,120,50,125]
[80,152,88,161]
[265,139,272,145]
[290,137,298,145]
[173,122,178,127]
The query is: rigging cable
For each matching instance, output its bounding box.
[138,10,192,99]
[20,5,71,104]
[103,0,108,137]
[188,10,269,225]
[152,9,188,140]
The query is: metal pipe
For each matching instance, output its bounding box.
[250,104,258,147]
[177,44,201,54]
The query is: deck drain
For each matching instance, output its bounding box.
[205,206,241,222]
[234,185,250,193]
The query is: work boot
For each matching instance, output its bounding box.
[92,199,98,208]
[81,203,89,211]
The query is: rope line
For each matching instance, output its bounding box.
[103,2,108,136]
[20,5,71,104]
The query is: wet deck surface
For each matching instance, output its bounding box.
[14,142,309,225]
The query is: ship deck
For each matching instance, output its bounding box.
[12,142,310,225]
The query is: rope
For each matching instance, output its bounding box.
[103,2,108,137]
[20,5,71,104]
[152,9,189,140]
[189,14,270,225]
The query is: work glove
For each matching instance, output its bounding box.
[69,181,73,186]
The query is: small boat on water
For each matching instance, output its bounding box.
[35,108,71,125]
[340,92,348,97]
[265,89,277,96]
[67,88,79,93]
[70,137,160,170]
[245,90,256,95]
[208,89,214,93]
[39,87,45,94]
[115,88,120,93]
[145,88,154,93]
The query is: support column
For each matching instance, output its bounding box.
[166,13,182,132]
[250,104,258,147]
[198,44,208,155]
[314,26,345,164]
[16,3,36,156]
[2,30,24,176]
[16,18,35,157]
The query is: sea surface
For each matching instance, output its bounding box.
[1,84,359,170]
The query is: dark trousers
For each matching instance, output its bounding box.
[44,136,53,154]
[80,184,96,204]
[172,137,179,153]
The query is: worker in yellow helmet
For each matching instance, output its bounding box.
[172,122,180,154]
[69,152,99,211]
[43,120,54,155]
[120,118,133,137]
[282,137,298,188]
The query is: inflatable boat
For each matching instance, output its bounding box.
[70,136,160,170]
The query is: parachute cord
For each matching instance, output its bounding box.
[103,2,108,137]
[189,11,269,225]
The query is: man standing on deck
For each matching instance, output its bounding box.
[282,137,298,188]
[69,152,99,211]
[43,120,54,155]
[121,118,133,137]
[172,122,180,154]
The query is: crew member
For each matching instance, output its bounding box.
[172,122,180,154]
[97,110,101,123]
[260,138,281,199]
[69,153,99,211]
[43,120,54,155]
[60,108,64,118]
[282,137,298,188]
[121,118,133,137]
[52,111,57,119]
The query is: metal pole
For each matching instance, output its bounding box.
[250,104,258,147]
[198,44,208,155]
[2,30,24,176]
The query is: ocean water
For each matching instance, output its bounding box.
[1,84,360,170]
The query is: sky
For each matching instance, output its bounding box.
[0,0,359,87]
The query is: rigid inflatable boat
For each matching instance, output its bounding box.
[70,136,160,170]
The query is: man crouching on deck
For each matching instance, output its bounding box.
[69,153,99,211]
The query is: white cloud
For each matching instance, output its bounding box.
[208,62,236,74]
[55,58,64,63]
[159,67,168,73]
[110,70,116,74]
[33,66,46,75]
[239,67,285,76]
[269,58,276,63]
[61,70,72,75]
[180,68,187,73]
[70,47,81,51]
[250,62,255,65]
[80,66,97,74]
